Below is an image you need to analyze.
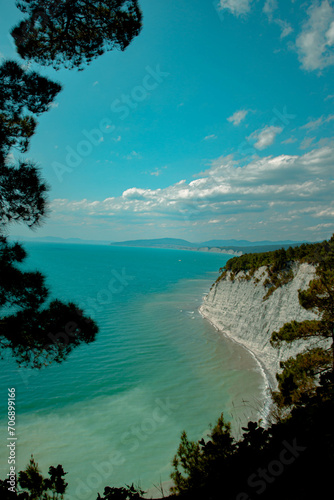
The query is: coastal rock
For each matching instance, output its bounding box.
[199,262,320,389]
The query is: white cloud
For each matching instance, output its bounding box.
[301,114,334,130]
[122,187,152,200]
[47,143,334,241]
[282,137,297,144]
[227,109,249,126]
[314,204,334,218]
[275,19,293,39]
[218,0,252,17]
[124,151,142,160]
[50,144,334,228]
[301,117,324,130]
[204,134,218,140]
[263,0,293,38]
[248,126,283,150]
[300,136,316,150]
[150,167,167,176]
[263,0,278,19]
[306,222,334,231]
[296,0,334,71]
[326,19,334,44]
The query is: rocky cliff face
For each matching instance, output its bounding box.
[199,262,319,389]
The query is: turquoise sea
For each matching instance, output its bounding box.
[0,243,266,498]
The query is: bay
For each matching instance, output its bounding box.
[0,243,265,498]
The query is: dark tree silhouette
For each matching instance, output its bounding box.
[97,484,145,500]
[0,161,48,229]
[5,456,69,499]
[44,465,68,498]
[18,456,47,499]
[1,0,144,366]
[170,393,334,500]
[0,237,47,309]
[0,71,98,367]
[1,2,143,367]
[0,64,98,367]
[0,60,62,163]
[0,60,60,230]
[12,0,143,70]
[0,236,98,368]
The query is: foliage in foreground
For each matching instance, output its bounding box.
[0,236,98,367]
[12,0,142,70]
[97,484,145,500]
[0,456,68,499]
[171,383,334,500]
[0,0,141,366]
[0,59,62,169]
[0,457,145,500]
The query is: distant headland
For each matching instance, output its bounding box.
[109,237,311,255]
[10,235,314,255]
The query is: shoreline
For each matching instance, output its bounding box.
[198,262,321,430]
[199,308,274,427]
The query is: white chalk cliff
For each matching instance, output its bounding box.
[200,262,320,389]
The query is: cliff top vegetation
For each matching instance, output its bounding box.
[219,236,333,279]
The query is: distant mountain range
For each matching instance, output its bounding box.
[109,237,310,254]
[110,237,307,247]
[9,235,314,254]
[111,238,199,248]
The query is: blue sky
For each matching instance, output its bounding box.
[1,0,334,242]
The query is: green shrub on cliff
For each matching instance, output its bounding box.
[271,235,334,408]
[216,236,334,299]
